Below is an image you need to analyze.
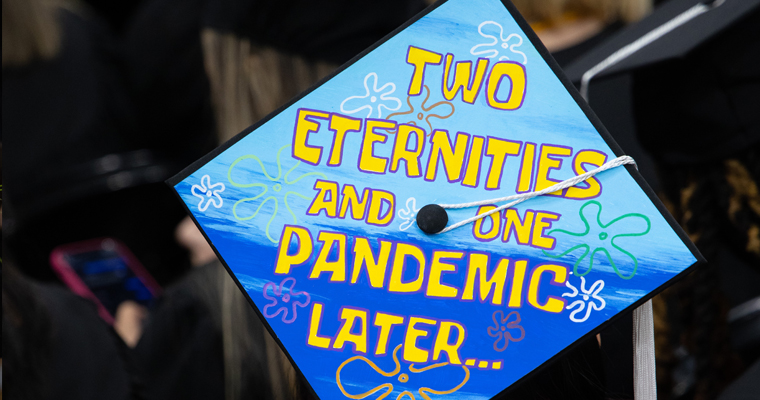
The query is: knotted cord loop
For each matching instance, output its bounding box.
[435,155,636,234]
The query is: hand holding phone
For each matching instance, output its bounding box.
[50,238,161,324]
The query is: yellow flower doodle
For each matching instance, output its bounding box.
[336,345,470,400]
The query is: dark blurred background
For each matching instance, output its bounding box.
[2,0,759,399]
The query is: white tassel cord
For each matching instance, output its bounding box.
[634,300,658,400]
[436,155,636,234]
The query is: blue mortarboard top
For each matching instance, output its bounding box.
[169,0,702,398]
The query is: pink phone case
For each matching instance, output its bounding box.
[50,238,162,324]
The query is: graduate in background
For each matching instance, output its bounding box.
[631,9,760,399]
[563,2,760,398]
[514,0,652,61]
[124,1,428,399]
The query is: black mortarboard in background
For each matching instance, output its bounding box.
[631,8,759,165]
[566,0,759,83]
[564,0,760,165]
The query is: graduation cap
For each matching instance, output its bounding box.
[169,0,704,398]
[563,0,760,164]
[564,0,760,94]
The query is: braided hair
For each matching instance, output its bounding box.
[631,10,760,397]
[653,147,759,400]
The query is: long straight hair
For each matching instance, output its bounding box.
[201,29,337,400]
[201,29,335,143]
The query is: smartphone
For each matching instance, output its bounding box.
[50,238,162,324]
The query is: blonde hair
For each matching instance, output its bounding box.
[2,0,61,67]
[219,269,301,400]
[512,0,652,24]
[201,29,338,400]
[201,29,336,143]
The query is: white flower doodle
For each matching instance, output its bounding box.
[470,21,528,64]
[562,276,606,323]
[340,72,402,118]
[397,197,421,231]
[191,174,225,212]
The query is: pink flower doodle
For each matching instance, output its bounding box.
[262,277,311,324]
[487,310,525,352]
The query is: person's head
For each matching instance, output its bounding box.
[201,32,337,142]
[512,0,652,24]
[2,0,60,67]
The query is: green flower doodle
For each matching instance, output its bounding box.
[542,200,651,280]
[227,145,326,243]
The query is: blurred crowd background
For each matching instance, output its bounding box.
[2,0,759,399]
